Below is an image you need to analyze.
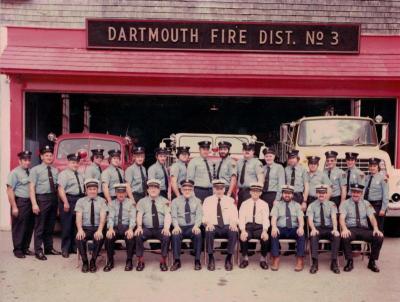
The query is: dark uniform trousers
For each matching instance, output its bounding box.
[342,227,384,261]
[368,201,385,232]
[160,190,168,199]
[331,196,341,208]
[307,196,317,204]
[293,192,304,204]
[133,192,146,202]
[34,193,58,253]
[310,227,340,260]
[11,197,34,254]
[59,194,82,253]
[261,192,277,211]
[171,225,202,261]
[136,227,170,257]
[76,226,104,262]
[270,227,306,257]
[240,223,269,257]
[105,225,135,260]
[194,187,213,203]
[237,188,251,209]
[205,225,237,255]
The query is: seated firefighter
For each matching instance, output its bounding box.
[170,179,203,271]
[135,179,171,272]
[103,184,136,272]
[238,182,270,270]
[340,183,384,273]
[75,179,108,273]
[270,185,305,272]
[203,179,239,271]
[307,185,340,274]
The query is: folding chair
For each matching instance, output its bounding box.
[308,239,342,265]
[237,238,261,265]
[76,240,105,269]
[345,240,371,261]
[204,238,238,266]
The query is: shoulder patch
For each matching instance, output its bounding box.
[231,160,237,169]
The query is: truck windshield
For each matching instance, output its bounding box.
[297,119,378,146]
[57,139,121,159]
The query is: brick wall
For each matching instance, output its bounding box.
[0,0,399,34]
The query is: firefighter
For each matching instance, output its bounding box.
[324,151,346,207]
[214,141,237,197]
[125,146,148,202]
[343,152,365,201]
[84,149,104,198]
[305,156,331,204]
[170,146,190,200]
[148,147,170,199]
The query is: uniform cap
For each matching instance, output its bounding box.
[263,147,276,155]
[113,183,127,193]
[180,179,194,187]
[345,152,359,160]
[316,184,329,193]
[325,151,338,158]
[91,149,104,156]
[287,149,299,159]
[84,178,99,188]
[249,182,263,192]
[368,157,381,165]
[218,141,232,149]
[17,150,32,159]
[198,141,211,149]
[147,178,161,187]
[350,183,364,192]
[281,185,295,193]
[307,156,320,164]
[108,149,121,157]
[176,146,190,157]
[242,142,255,151]
[67,153,80,161]
[212,179,225,187]
[133,146,145,154]
[40,145,54,155]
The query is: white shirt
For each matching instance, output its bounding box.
[202,195,238,226]
[239,198,270,231]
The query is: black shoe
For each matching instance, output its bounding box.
[136,261,145,271]
[170,260,181,271]
[309,259,318,274]
[367,260,380,273]
[207,258,215,271]
[81,261,89,273]
[14,251,26,259]
[44,248,61,256]
[61,251,69,258]
[89,259,97,273]
[330,260,340,274]
[35,252,47,261]
[225,258,233,271]
[344,260,353,272]
[194,260,202,271]
[24,250,34,256]
[239,260,249,269]
[160,262,168,271]
[125,259,133,271]
[260,261,269,270]
[103,261,114,272]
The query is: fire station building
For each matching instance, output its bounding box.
[1,1,400,229]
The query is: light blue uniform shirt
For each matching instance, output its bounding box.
[148,161,169,191]
[29,163,58,194]
[187,156,214,188]
[285,164,307,193]
[364,173,389,211]
[340,198,375,228]
[101,165,125,196]
[271,200,303,228]
[171,195,203,228]
[58,168,84,195]
[306,171,331,197]
[74,196,108,227]
[137,196,170,228]
[107,198,136,229]
[215,156,237,187]
[306,199,338,227]
[125,163,147,193]
[344,167,365,194]
[170,160,187,189]
[263,162,285,200]
[324,167,346,197]
[7,166,31,198]
[84,163,102,193]
[236,157,264,189]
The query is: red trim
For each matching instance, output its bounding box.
[397,98,400,168]
[10,77,24,168]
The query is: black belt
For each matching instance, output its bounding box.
[15,196,30,200]
[66,193,84,198]
[36,193,56,197]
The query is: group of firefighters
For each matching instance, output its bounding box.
[6,140,386,273]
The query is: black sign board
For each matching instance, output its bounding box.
[87,19,360,54]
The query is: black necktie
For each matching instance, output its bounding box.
[252,201,256,225]
[216,159,224,179]
[116,167,124,183]
[355,202,361,228]
[346,169,351,195]
[98,165,102,175]
[139,165,147,193]
[151,200,160,229]
[364,175,373,200]
[185,198,191,224]
[290,167,295,186]
[204,159,213,183]
[320,203,326,227]
[286,202,292,228]
[217,198,224,227]
[239,160,247,185]
[90,198,95,226]
[74,171,83,195]
[162,165,169,190]
[47,166,56,194]
[25,169,30,176]
[118,202,123,229]
[328,170,331,179]
[263,166,271,192]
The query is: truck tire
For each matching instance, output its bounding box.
[384,217,400,237]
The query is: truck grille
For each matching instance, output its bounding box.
[335,158,370,173]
